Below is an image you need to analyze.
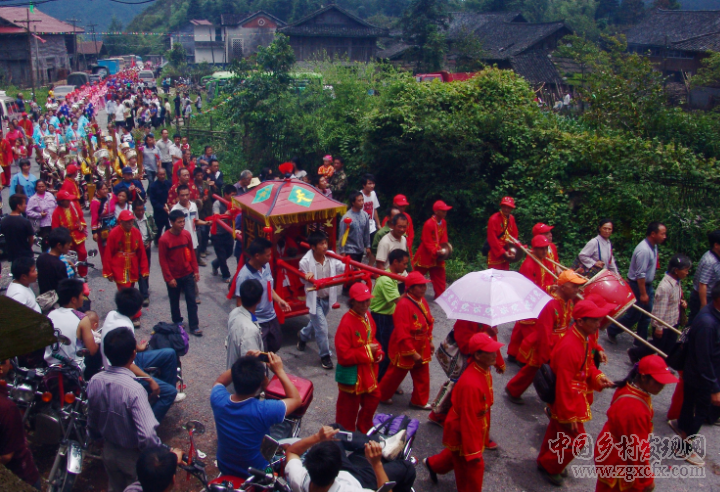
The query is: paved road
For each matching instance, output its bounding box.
[3,114,719,491]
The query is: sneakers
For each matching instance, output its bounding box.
[200,251,208,258]
[174,392,187,403]
[297,339,306,351]
[212,266,219,276]
[132,318,141,328]
[142,298,149,307]
[321,355,333,370]
[422,458,438,484]
[197,259,207,267]
[381,430,406,461]
[505,386,524,405]
[485,439,498,450]
[189,327,203,337]
[409,403,433,411]
[676,446,705,467]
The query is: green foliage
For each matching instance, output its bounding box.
[167,43,189,72]
[691,52,720,89]
[615,0,645,25]
[452,27,486,72]
[402,0,450,71]
[544,0,600,39]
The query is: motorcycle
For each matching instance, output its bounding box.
[179,421,292,492]
[8,335,92,492]
[64,249,98,312]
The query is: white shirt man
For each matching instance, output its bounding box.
[6,282,41,313]
[375,233,407,267]
[171,201,199,248]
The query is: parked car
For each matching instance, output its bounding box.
[53,85,76,101]
[138,70,156,89]
[66,72,90,88]
[89,74,102,84]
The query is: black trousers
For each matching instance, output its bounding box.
[331,424,416,492]
[688,290,704,325]
[155,209,170,239]
[138,246,151,299]
[211,234,234,279]
[628,324,679,362]
[197,224,209,253]
[259,318,282,354]
[374,313,394,380]
[678,383,712,453]
[166,273,198,330]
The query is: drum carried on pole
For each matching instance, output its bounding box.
[581,269,635,329]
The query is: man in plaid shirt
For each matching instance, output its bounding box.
[629,253,691,362]
[689,230,720,323]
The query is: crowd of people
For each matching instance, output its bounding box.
[1,74,720,492]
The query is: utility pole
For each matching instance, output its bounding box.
[88,23,99,62]
[66,18,81,71]
[13,10,40,93]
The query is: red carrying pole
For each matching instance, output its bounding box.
[299,242,406,282]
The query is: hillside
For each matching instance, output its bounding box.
[41,0,146,33]
[678,0,720,9]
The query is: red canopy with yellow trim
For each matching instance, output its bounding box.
[232,178,347,227]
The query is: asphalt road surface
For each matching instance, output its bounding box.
[2,112,719,491]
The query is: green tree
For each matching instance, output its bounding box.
[166,42,188,73]
[187,0,203,20]
[291,0,322,21]
[452,27,486,72]
[522,0,550,22]
[544,0,599,38]
[596,0,619,19]
[402,0,450,71]
[616,0,645,25]
[691,51,720,88]
[105,16,124,56]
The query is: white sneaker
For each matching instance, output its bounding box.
[174,392,187,403]
[381,430,406,461]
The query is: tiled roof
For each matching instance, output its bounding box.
[510,50,564,85]
[376,41,412,60]
[0,7,83,34]
[671,31,720,52]
[77,40,103,55]
[626,9,720,47]
[446,11,526,39]
[475,21,570,59]
[279,4,387,38]
[221,10,286,27]
[190,19,212,26]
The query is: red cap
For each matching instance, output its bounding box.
[432,200,452,212]
[500,196,516,208]
[532,223,554,235]
[118,210,134,222]
[404,271,431,287]
[57,190,74,201]
[531,235,550,248]
[466,332,504,353]
[21,112,27,117]
[393,194,410,207]
[638,355,679,384]
[573,299,617,319]
[66,164,78,174]
[349,283,374,301]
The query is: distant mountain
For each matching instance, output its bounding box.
[677,0,720,9]
[41,0,147,34]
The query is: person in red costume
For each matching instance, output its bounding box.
[536,299,616,486]
[413,200,452,299]
[505,270,586,403]
[102,210,150,325]
[60,164,82,203]
[507,235,558,363]
[486,196,518,270]
[378,272,434,409]
[382,194,415,259]
[51,190,88,277]
[334,283,384,433]
[533,222,563,274]
[595,355,677,492]
[424,333,502,491]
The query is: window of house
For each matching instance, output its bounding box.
[215,28,222,42]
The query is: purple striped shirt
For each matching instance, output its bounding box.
[87,366,161,450]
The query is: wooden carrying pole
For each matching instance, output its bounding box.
[604,315,668,358]
[509,238,559,280]
[630,304,683,335]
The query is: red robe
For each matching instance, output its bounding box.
[413,216,448,270]
[595,384,654,491]
[388,294,434,369]
[51,203,87,245]
[167,181,200,207]
[486,212,518,269]
[518,295,575,367]
[335,310,383,395]
[454,320,505,370]
[443,361,492,457]
[60,177,81,202]
[550,326,606,424]
[518,253,556,293]
[102,226,149,284]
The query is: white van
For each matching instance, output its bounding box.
[138,70,156,89]
[0,91,21,137]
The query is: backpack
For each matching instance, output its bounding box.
[666,324,693,371]
[149,322,190,357]
[533,363,557,404]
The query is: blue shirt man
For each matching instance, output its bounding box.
[234,238,291,353]
[608,222,667,358]
[210,353,301,478]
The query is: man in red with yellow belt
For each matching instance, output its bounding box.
[60,164,82,204]
[486,196,518,270]
[533,222,562,275]
[536,299,616,486]
[378,272,434,409]
[335,283,384,433]
[507,235,557,363]
[424,333,502,491]
[413,200,451,299]
[51,190,88,277]
[102,210,150,326]
[505,270,586,403]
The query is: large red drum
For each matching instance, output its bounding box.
[581,269,635,327]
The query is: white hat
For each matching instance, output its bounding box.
[94,149,109,160]
[120,142,130,149]
[47,144,58,153]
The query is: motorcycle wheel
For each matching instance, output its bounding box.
[59,471,78,492]
[48,450,78,492]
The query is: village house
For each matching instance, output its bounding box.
[221,11,286,63]
[278,5,388,63]
[171,19,225,65]
[76,40,106,71]
[0,6,83,86]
